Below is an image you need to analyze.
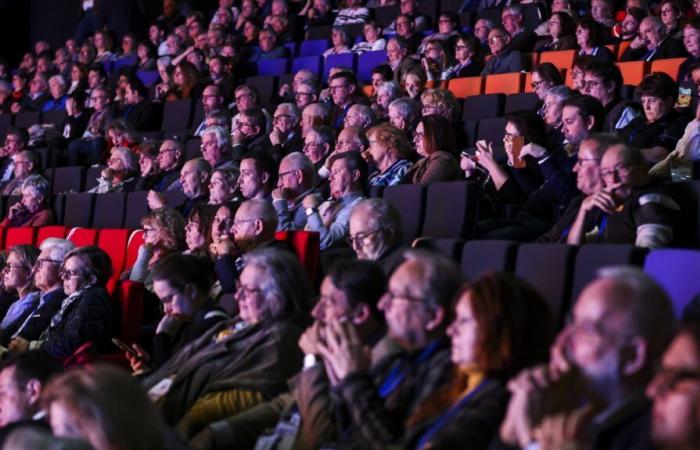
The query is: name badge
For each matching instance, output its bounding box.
[148,375,175,402]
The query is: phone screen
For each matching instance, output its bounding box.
[510,136,526,169]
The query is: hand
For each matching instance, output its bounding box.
[271,187,289,202]
[475,141,499,173]
[209,239,237,259]
[535,404,595,450]
[8,337,29,352]
[6,202,26,221]
[579,188,618,214]
[361,149,373,163]
[315,319,371,384]
[630,34,645,50]
[189,427,215,450]
[10,103,20,114]
[319,88,330,102]
[100,168,114,180]
[302,193,322,209]
[299,321,324,354]
[126,343,152,374]
[520,143,547,159]
[269,127,283,146]
[147,190,166,210]
[231,128,244,145]
[65,97,75,116]
[279,82,291,98]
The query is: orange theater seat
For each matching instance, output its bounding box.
[617,40,631,60]
[97,229,130,295]
[361,85,374,98]
[617,61,648,86]
[274,230,320,284]
[447,76,484,98]
[539,50,575,70]
[650,57,687,81]
[36,226,68,246]
[3,227,36,249]
[484,72,524,95]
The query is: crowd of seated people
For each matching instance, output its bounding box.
[0,0,697,448]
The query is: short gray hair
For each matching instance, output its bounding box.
[21,174,50,199]
[309,125,336,146]
[39,238,75,262]
[376,81,401,98]
[401,249,462,309]
[277,102,301,122]
[348,104,374,128]
[202,125,230,148]
[388,97,420,121]
[351,198,403,245]
[48,74,66,91]
[111,146,139,172]
[281,152,314,180]
[239,198,278,231]
[546,85,574,102]
[642,16,666,36]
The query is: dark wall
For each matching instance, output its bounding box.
[29,0,83,51]
[0,0,31,66]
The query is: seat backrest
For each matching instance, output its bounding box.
[52,166,85,195]
[274,230,320,284]
[97,228,130,280]
[84,166,105,193]
[515,243,577,325]
[67,227,99,247]
[92,192,126,229]
[3,227,36,249]
[571,244,648,302]
[383,183,427,242]
[245,75,277,107]
[36,226,68,246]
[477,117,507,143]
[161,99,193,132]
[618,61,648,86]
[124,191,149,230]
[375,4,400,27]
[112,280,145,344]
[484,72,524,95]
[136,70,160,87]
[504,92,540,114]
[422,181,480,239]
[461,240,518,280]
[63,193,95,228]
[257,58,291,77]
[447,76,484,98]
[645,248,700,318]
[414,238,465,262]
[324,53,357,82]
[649,57,687,81]
[306,25,334,40]
[299,39,330,56]
[357,51,388,82]
[462,93,505,121]
[125,230,145,270]
[14,112,41,129]
[538,50,575,70]
[292,56,323,78]
[42,110,67,127]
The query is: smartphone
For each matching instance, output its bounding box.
[510,136,526,169]
[112,338,140,358]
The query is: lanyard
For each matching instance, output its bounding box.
[415,379,494,449]
[378,340,441,399]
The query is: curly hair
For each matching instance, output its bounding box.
[367,122,413,159]
[141,207,186,253]
[420,88,460,120]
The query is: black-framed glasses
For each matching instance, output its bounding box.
[347,228,383,248]
[235,281,263,298]
[60,268,86,280]
[35,258,63,269]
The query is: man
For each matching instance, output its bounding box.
[317,126,369,181]
[393,14,422,53]
[1,150,40,196]
[328,71,362,130]
[0,351,63,444]
[148,157,211,217]
[121,77,162,131]
[305,151,367,250]
[582,60,641,133]
[207,56,235,101]
[348,198,406,275]
[231,107,273,161]
[501,5,538,53]
[193,84,226,136]
[500,266,675,450]
[12,74,49,113]
[621,16,687,62]
[301,102,331,137]
[566,143,681,248]
[238,151,276,201]
[6,239,73,349]
[272,152,317,231]
[292,80,319,111]
[303,125,335,171]
[386,37,420,85]
[344,104,375,130]
[537,133,621,243]
[481,26,524,75]
[270,103,304,158]
[231,85,272,133]
[200,126,235,170]
[254,28,290,62]
[0,128,29,186]
[542,85,574,142]
[473,18,495,54]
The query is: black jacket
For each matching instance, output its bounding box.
[2,288,66,346]
[121,99,163,131]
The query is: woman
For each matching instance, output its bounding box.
[419,12,460,53]
[126,208,186,290]
[677,17,700,83]
[93,30,115,63]
[403,69,427,101]
[126,253,228,373]
[575,17,616,61]
[531,63,564,116]
[13,246,112,358]
[461,111,547,204]
[421,40,457,83]
[185,204,217,258]
[334,0,370,26]
[164,61,200,101]
[137,40,157,71]
[620,72,690,159]
[405,115,461,185]
[372,81,401,120]
[239,17,261,51]
[535,12,577,52]
[420,88,466,144]
[89,147,140,194]
[323,26,352,58]
[443,34,483,79]
[43,365,166,450]
[42,75,67,112]
[209,167,240,206]
[352,20,386,54]
[570,56,593,92]
[1,175,53,227]
[67,62,87,95]
[366,123,414,187]
[0,245,40,345]
[135,141,160,191]
[208,202,238,260]
[659,0,683,40]
[404,272,553,448]
[142,248,311,433]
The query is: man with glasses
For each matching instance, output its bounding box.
[272,152,317,231]
[328,71,363,130]
[193,84,226,136]
[6,239,73,351]
[148,157,211,217]
[566,143,681,248]
[501,5,537,53]
[231,86,272,135]
[481,27,524,75]
[291,80,319,110]
[1,150,39,196]
[582,60,641,133]
[500,267,675,450]
[348,198,406,275]
[620,16,686,62]
[270,103,303,158]
[0,128,29,186]
[152,139,184,192]
[231,107,273,161]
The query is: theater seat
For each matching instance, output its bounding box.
[112,280,145,344]
[161,99,193,133]
[462,94,505,121]
[292,56,322,78]
[539,50,575,70]
[413,238,465,261]
[125,230,145,270]
[421,181,480,239]
[299,39,329,57]
[645,248,700,318]
[383,183,426,242]
[67,227,99,247]
[484,72,524,95]
[274,231,320,283]
[97,228,130,294]
[461,240,518,280]
[36,226,68,246]
[618,61,648,86]
[63,193,95,228]
[447,77,484,98]
[650,57,687,81]
[3,227,36,249]
[357,51,388,82]
[92,193,126,229]
[258,58,290,77]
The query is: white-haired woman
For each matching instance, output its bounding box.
[1,175,53,227]
[89,146,140,193]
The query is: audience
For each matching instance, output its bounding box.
[0,175,53,228]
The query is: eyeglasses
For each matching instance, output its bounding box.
[3,264,28,273]
[599,162,631,179]
[60,268,86,280]
[531,80,545,89]
[414,132,424,140]
[35,258,62,269]
[278,169,297,179]
[329,84,348,92]
[294,91,313,98]
[235,93,253,102]
[574,157,601,166]
[235,281,263,298]
[273,114,293,122]
[237,121,256,129]
[651,367,700,396]
[304,141,323,148]
[143,227,156,234]
[347,228,383,248]
[382,290,427,307]
[488,35,507,43]
[582,79,602,90]
[232,218,257,228]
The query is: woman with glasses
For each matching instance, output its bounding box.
[405,115,460,185]
[184,204,217,259]
[323,26,352,58]
[142,247,311,436]
[530,63,564,117]
[0,245,40,345]
[535,12,577,52]
[575,17,616,61]
[442,34,483,79]
[403,272,553,449]
[17,246,112,359]
[0,175,53,227]
[126,208,186,291]
[420,40,457,83]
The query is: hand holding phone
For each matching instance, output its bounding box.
[510,136,526,169]
[112,338,140,358]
